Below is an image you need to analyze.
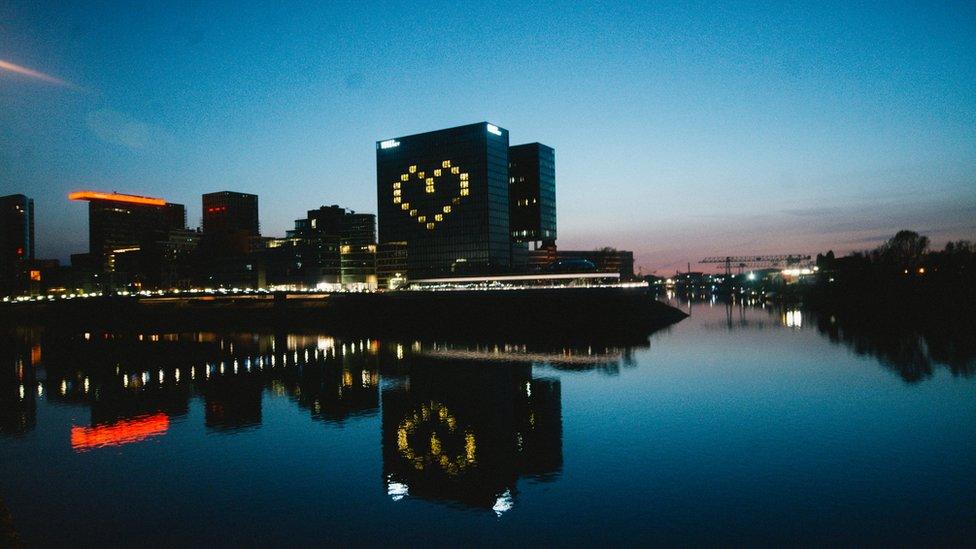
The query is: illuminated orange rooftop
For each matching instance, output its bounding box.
[68,191,167,206]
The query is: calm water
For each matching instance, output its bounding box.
[1,299,974,546]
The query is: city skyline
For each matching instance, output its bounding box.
[2,2,975,274]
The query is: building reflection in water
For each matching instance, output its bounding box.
[0,328,661,513]
[381,357,562,515]
[0,330,38,437]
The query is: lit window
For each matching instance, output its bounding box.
[425,183,435,193]
[401,203,410,210]
[443,205,451,213]
[400,174,409,182]
[418,216,426,223]
[434,214,443,222]
[451,166,459,175]
[409,209,417,216]
[393,181,401,189]
[460,188,469,196]
[418,171,425,179]
[409,165,416,173]
[393,196,401,204]
[426,222,435,230]
[460,181,468,189]
[434,169,442,177]
[393,189,401,196]
[460,173,468,181]
[442,160,451,168]
[452,198,460,204]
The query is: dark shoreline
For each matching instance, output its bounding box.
[0,287,687,344]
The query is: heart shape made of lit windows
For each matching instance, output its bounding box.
[392,160,470,230]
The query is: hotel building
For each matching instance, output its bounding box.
[376,122,512,279]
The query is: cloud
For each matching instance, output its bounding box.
[781,207,844,217]
[86,109,154,150]
[0,58,75,88]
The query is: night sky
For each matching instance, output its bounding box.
[2,1,974,274]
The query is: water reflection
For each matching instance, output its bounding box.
[2,306,975,544]
[0,330,39,437]
[812,308,976,383]
[382,359,562,514]
[71,413,169,451]
[666,295,976,383]
[0,327,640,514]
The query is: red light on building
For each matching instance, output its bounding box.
[16,247,24,256]
[70,413,169,452]
[68,191,167,207]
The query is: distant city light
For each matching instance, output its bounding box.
[380,139,400,149]
[486,123,502,136]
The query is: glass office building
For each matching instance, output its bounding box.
[508,143,556,246]
[376,122,512,279]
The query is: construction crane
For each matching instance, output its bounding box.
[700,254,812,276]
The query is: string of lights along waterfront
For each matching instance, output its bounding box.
[1,122,637,299]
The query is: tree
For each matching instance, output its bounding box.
[877,230,929,267]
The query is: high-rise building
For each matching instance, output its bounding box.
[0,194,35,295]
[266,205,346,288]
[376,122,512,279]
[266,206,376,290]
[202,191,259,237]
[68,191,186,274]
[199,192,261,284]
[340,213,377,289]
[508,143,556,246]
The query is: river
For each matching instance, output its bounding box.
[1,297,973,545]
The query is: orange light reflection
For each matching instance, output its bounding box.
[71,413,169,452]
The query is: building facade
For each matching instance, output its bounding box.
[339,212,377,289]
[0,194,35,295]
[529,248,636,280]
[202,191,259,237]
[508,143,556,246]
[266,206,376,290]
[376,241,408,289]
[198,191,262,288]
[376,122,512,279]
[68,191,186,282]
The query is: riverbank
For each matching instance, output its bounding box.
[0,286,687,342]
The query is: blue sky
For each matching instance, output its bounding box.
[1,1,974,273]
